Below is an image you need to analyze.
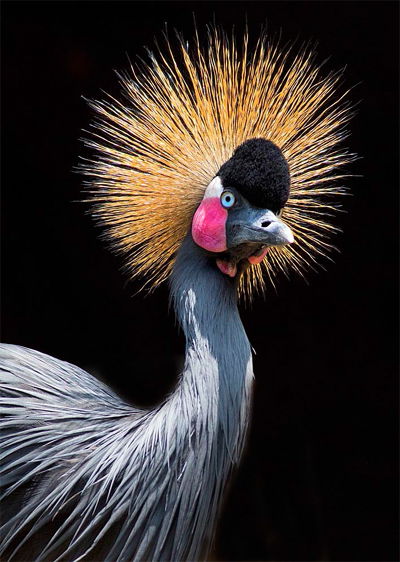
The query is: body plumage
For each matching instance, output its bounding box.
[1,238,252,560]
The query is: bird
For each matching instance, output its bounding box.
[0,27,354,561]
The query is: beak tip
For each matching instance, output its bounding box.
[277,222,294,246]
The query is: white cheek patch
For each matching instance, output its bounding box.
[202,176,224,200]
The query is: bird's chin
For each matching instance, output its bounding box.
[215,243,270,278]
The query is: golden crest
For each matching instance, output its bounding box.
[82,28,354,299]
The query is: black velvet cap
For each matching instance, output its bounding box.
[217,138,290,212]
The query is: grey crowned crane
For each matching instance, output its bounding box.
[0,28,353,561]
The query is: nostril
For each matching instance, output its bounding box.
[261,221,272,228]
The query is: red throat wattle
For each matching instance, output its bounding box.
[215,248,270,278]
[191,198,227,253]
[248,247,270,265]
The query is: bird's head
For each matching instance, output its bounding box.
[83,28,354,299]
[192,138,293,279]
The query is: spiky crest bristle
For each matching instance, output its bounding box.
[81,27,354,299]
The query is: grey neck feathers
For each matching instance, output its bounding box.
[161,235,254,559]
[170,234,253,461]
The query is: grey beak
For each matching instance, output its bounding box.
[227,208,294,248]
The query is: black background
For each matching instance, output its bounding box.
[1,1,398,561]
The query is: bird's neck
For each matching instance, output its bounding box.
[170,234,254,464]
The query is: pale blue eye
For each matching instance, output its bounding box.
[220,190,236,209]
